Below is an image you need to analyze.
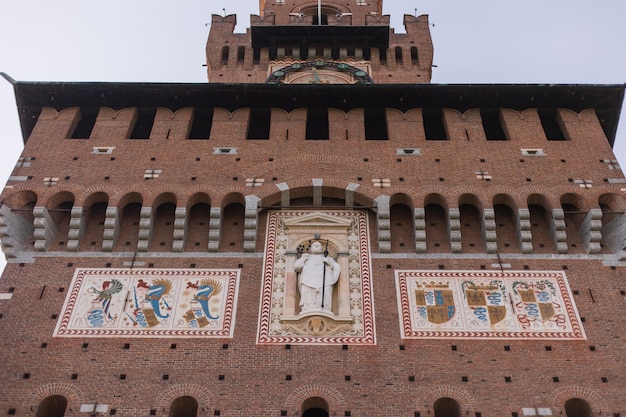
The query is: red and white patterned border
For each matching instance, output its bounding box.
[54,268,240,338]
[257,210,376,345]
[395,270,586,340]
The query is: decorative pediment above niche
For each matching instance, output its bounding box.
[283,211,353,228]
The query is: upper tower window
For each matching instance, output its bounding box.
[300,6,341,25]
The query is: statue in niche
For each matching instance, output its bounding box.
[294,241,341,313]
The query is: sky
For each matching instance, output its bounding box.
[0,0,625,270]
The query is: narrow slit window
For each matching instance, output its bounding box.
[411,47,419,66]
[395,46,403,66]
[221,46,230,65]
[379,48,387,65]
[237,46,245,65]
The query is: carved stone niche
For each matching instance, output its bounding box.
[279,212,358,336]
[259,210,374,343]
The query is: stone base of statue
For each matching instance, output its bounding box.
[280,311,354,336]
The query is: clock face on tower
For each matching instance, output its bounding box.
[267,61,373,85]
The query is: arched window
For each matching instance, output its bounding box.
[395,46,403,66]
[169,396,198,417]
[221,46,230,65]
[36,395,67,417]
[564,398,592,417]
[379,47,387,65]
[237,46,245,65]
[302,397,329,417]
[434,397,461,417]
[411,46,419,66]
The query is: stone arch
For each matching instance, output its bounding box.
[29,383,82,414]
[285,385,346,416]
[82,191,109,208]
[117,191,144,209]
[151,191,178,209]
[155,384,213,411]
[493,193,519,211]
[257,182,377,210]
[186,192,211,210]
[420,385,476,413]
[424,192,449,210]
[458,193,483,211]
[44,191,76,211]
[527,193,553,211]
[598,192,626,213]
[4,189,38,210]
[550,386,604,411]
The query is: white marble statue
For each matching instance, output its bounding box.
[294,241,341,313]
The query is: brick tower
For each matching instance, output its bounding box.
[0,1,625,416]
[206,0,433,84]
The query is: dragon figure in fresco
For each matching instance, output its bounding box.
[136,278,172,319]
[89,279,124,320]
[186,279,222,320]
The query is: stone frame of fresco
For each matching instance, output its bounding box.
[257,210,376,345]
[395,270,585,340]
[54,268,240,338]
